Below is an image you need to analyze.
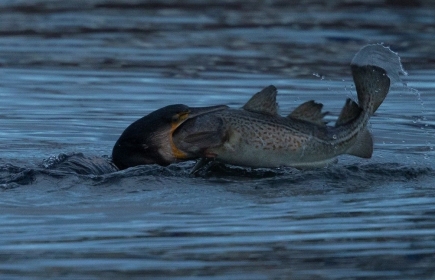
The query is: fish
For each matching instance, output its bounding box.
[173,45,403,171]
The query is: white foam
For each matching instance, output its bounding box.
[351,44,407,84]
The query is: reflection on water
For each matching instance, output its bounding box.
[1,0,435,279]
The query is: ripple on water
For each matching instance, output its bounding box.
[1,0,435,279]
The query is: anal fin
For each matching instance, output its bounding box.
[346,128,373,158]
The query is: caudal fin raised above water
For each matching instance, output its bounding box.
[351,65,390,115]
[350,44,406,115]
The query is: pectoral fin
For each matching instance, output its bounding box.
[172,113,225,157]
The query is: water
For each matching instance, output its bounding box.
[1,1,435,279]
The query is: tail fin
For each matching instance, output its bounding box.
[350,44,406,115]
[351,65,390,115]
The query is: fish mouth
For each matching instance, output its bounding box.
[169,105,228,159]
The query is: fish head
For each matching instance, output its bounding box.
[112,104,228,169]
[172,109,228,157]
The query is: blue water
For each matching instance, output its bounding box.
[1,1,435,279]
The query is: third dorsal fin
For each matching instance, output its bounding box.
[288,100,328,126]
[335,98,362,127]
[242,85,278,116]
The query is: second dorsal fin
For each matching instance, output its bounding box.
[288,100,328,126]
[242,85,279,115]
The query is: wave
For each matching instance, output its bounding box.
[1,153,432,190]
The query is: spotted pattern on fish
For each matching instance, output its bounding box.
[201,65,391,168]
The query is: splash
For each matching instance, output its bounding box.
[351,44,407,85]
[42,153,118,175]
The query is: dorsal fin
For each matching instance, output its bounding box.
[335,98,362,127]
[288,100,328,126]
[242,85,278,115]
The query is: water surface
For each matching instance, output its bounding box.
[1,1,435,279]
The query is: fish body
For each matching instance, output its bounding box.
[174,63,391,169]
[199,108,353,168]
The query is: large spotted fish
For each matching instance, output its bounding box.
[172,45,404,171]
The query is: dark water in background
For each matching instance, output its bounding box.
[1,0,435,279]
